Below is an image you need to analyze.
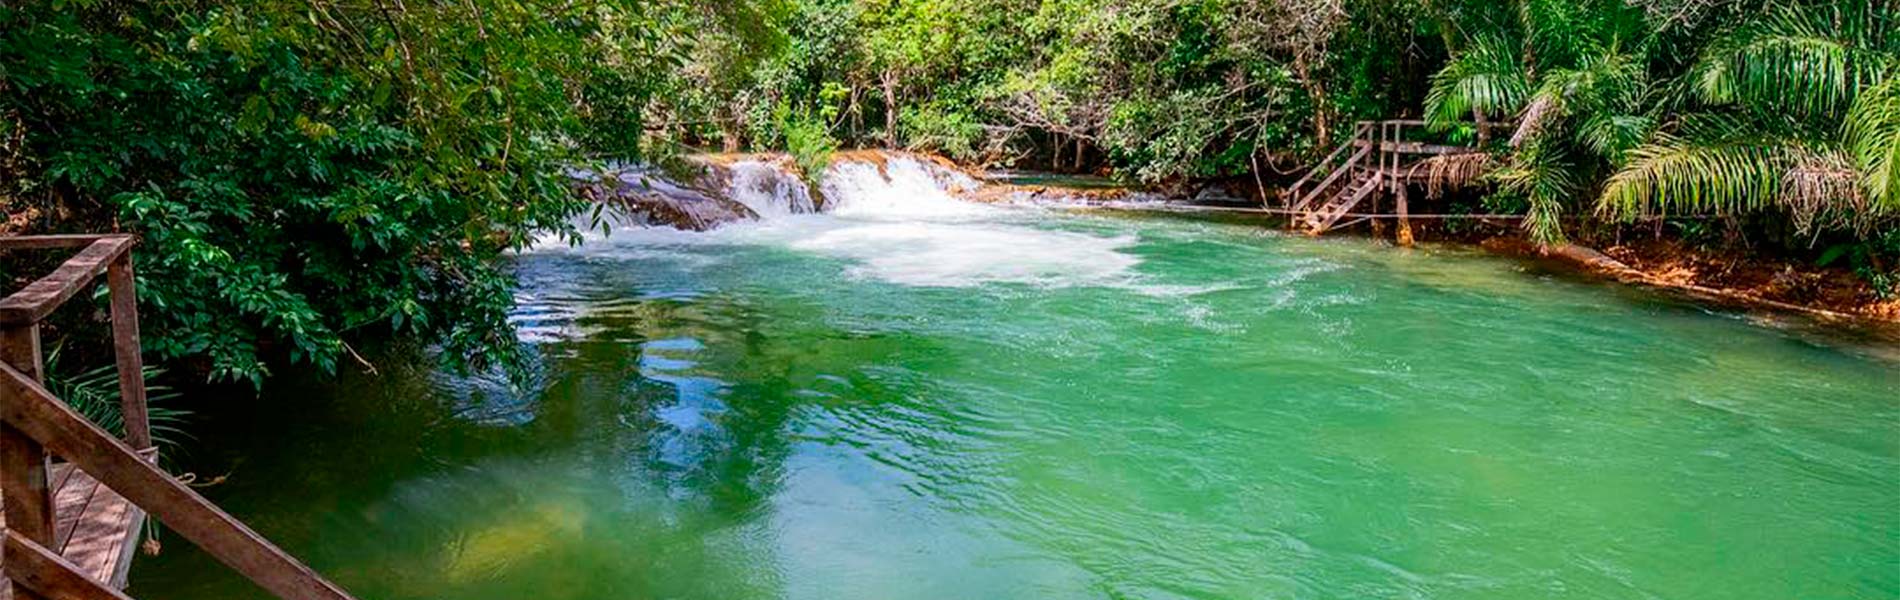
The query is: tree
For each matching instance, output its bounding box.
[1600,4,1898,237]
[1424,0,1656,242]
[0,0,753,383]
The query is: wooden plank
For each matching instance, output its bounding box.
[1351,140,1474,155]
[1296,146,1373,213]
[0,325,44,383]
[49,464,100,550]
[47,462,79,506]
[1,324,56,546]
[104,512,142,590]
[2,323,55,600]
[0,236,113,251]
[56,481,136,588]
[0,237,133,326]
[103,256,148,450]
[49,452,153,589]
[2,531,134,600]
[0,363,358,600]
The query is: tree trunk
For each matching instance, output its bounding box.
[1051,133,1063,171]
[1292,54,1330,147]
[1073,137,1085,172]
[719,110,741,153]
[848,84,863,141]
[881,70,899,149]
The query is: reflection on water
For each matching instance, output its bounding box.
[132,208,1898,600]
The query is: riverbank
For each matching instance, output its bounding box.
[583,150,1898,329]
[135,177,1900,599]
[1496,238,1900,324]
[1125,203,1900,328]
[972,175,1900,328]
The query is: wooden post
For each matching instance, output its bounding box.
[104,256,150,451]
[1396,181,1415,247]
[0,323,53,600]
[1390,121,1402,195]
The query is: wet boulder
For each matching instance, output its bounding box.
[573,167,758,231]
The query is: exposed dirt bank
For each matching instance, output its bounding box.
[1485,237,1900,325]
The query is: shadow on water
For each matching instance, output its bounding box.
[130,279,950,599]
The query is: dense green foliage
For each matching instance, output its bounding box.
[0,1,751,383]
[2,0,1893,385]
[1419,0,1897,243]
[660,0,1443,182]
[662,0,1895,246]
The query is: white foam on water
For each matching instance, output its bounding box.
[783,156,1139,287]
[788,221,1140,288]
[534,153,1145,289]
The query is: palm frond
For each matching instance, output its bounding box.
[1596,130,1883,234]
[1494,141,1579,243]
[1689,7,1888,119]
[1510,92,1565,148]
[1844,77,1900,213]
[1579,113,1653,159]
[1414,152,1497,199]
[43,347,192,452]
[1780,151,1863,234]
[1426,34,1530,127]
[1598,133,1793,217]
[1511,43,1651,153]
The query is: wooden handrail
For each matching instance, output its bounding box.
[4,532,136,600]
[1351,140,1474,155]
[0,237,134,326]
[1293,145,1373,212]
[0,363,357,600]
[0,235,149,450]
[1284,122,1372,201]
[0,235,118,251]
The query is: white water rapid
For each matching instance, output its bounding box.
[546,152,1142,289]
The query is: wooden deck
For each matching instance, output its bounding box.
[50,452,154,590]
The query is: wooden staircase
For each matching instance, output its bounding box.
[1301,168,1384,232]
[1,235,357,600]
[1280,120,1483,237]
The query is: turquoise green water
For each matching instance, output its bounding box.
[130,206,1898,599]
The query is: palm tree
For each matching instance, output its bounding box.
[1423,0,1654,242]
[1599,4,1898,238]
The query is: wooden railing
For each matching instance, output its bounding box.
[1283,119,1496,209]
[1281,121,1372,208]
[0,235,357,600]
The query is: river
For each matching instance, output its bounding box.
[131,157,1899,599]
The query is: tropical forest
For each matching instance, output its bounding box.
[0,0,1895,599]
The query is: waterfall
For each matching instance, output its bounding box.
[818,153,985,220]
[725,159,818,218]
[555,150,1142,290]
[579,151,993,232]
